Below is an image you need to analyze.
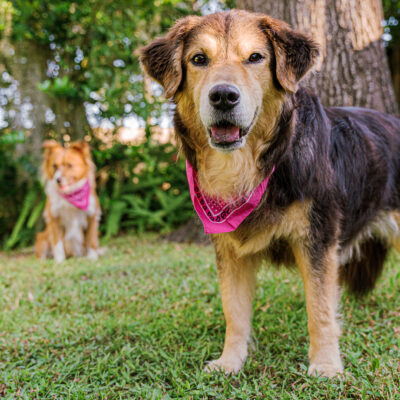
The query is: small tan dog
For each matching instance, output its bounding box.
[35,140,101,262]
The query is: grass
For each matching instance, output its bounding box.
[0,234,399,399]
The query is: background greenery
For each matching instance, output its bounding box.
[0,0,400,249]
[0,2,399,399]
[0,0,205,248]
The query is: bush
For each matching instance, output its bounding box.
[94,139,193,239]
[0,130,45,249]
[0,133,194,250]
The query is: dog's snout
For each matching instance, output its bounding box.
[209,84,240,111]
[56,177,62,184]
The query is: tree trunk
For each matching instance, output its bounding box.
[52,96,90,142]
[237,0,399,116]
[10,40,54,167]
[1,38,90,168]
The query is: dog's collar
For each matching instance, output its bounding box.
[186,161,275,234]
[59,179,91,211]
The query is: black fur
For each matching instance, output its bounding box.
[175,87,400,294]
[340,239,388,295]
[143,11,400,295]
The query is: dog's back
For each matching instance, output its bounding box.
[326,104,400,293]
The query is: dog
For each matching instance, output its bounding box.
[35,140,101,262]
[140,10,400,377]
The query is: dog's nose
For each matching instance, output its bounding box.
[56,177,62,184]
[209,84,240,111]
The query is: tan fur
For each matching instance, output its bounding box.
[176,14,286,200]
[391,211,400,253]
[291,243,343,377]
[171,13,334,377]
[140,10,343,378]
[205,242,260,374]
[339,210,400,264]
[233,201,310,257]
[35,141,101,262]
[40,140,64,181]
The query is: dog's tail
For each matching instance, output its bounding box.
[339,238,388,296]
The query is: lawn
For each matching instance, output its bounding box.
[0,234,399,399]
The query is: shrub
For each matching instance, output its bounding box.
[0,134,194,249]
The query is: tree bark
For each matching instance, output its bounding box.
[8,40,54,167]
[237,0,399,116]
[1,38,90,168]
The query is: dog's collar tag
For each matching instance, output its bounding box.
[186,161,274,234]
[59,179,91,211]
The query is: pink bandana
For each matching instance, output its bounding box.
[60,180,91,211]
[186,161,274,234]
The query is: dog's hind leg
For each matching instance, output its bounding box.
[391,211,400,253]
[205,241,260,374]
[292,242,343,378]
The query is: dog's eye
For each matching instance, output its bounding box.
[52,164,57,170]
[248,53,263,63]
[191,54,208,66]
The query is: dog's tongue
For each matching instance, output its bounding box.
[210,126,240,143]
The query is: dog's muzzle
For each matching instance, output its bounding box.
[208,84,240,112]
[206,84,256,152]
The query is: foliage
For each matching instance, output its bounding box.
[5,0,197,124]
[0,130,43,249]
[0,235,399,398]
[0,137,194,249]
[383,0,400,49]
[0,0,201,248]
[94,139,193,238]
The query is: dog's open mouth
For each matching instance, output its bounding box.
[208,122,248,151]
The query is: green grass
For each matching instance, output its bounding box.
[0,234,399,399]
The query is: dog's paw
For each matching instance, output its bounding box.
[86,248,98,260]
[53,241,65,263]
[308,361,343,378]
[54,254,65,263]
[204,357,244,375]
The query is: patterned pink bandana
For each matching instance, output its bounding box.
[60,180,91,211]
[186,161,274,234]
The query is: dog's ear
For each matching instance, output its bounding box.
[69,141,91,158]
[42,140,60,151]
[138,16,201,99]
[69,141,96,175]
[260,17,319,93]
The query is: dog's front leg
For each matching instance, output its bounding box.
[292,243,343,377]
[48,218,65,263]
[85,214,99,260]
[205,243,258,374]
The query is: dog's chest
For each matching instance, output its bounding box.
[221,200,311,258]
[45,182,96,238]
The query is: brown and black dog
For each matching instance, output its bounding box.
[140,10,400,377]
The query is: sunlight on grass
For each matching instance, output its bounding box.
[0,234,399,399]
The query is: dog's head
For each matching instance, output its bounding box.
[140,10,319,153]
[53,141,94,191]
